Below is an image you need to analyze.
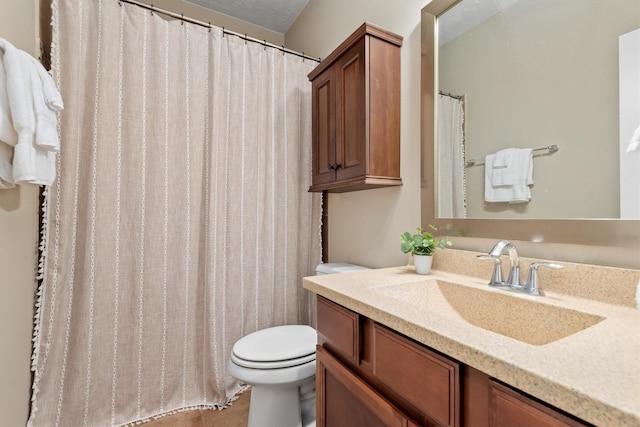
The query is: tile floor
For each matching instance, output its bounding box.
[142,389,250,427]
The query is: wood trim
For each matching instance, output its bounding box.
[317,346,414,427]
[489,381,588,427]
[316,296,360,365]
[374,324,460,427]
[309,176,402,193]
[308,22,402,81]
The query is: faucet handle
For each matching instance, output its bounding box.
[524,262,563,296]
[477,254,504,287]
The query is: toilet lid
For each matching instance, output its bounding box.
[232,325,316,365]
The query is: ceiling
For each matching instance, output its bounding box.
[185,0,309,34]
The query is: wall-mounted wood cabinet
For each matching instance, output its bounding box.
[316,296,590,427]
[308,23,402,193]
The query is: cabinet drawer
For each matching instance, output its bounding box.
[374,324,460,427]
[317,346,419,427]
[316,296,360,365]
[489,381,588,427]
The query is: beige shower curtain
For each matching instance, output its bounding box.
[28,0,322,425]
[437,94,467,218]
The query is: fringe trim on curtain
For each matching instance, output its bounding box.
[119,385,251,426]
[29,0,60,418]
[30,187,50,412]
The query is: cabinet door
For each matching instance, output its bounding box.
[316,296,361,366]
[335,37,367,182]
[373,324,460,427]
[311,66,336,186]
[317,346,418,427]
[489,381,588,427]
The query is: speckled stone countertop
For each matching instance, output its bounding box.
[303,250,640,427]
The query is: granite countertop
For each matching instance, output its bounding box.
[303,259,640,427]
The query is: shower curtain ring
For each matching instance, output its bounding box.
[181,13,184,25]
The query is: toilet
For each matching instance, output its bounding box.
[228,263,369,427]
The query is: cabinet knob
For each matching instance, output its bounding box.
[327,163,341,171]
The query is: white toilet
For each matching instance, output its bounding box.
[228,263,369,427]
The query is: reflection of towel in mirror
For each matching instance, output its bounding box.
[491,148,517,185]
[484,148,533,203]
[627,126,640,153]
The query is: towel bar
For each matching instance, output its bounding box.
[465,144,559,167]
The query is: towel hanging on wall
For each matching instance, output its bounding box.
[484,148,533,203]
[0,38,64,188]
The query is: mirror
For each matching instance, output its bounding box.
[435,0,640,220]
[421,0,640,249]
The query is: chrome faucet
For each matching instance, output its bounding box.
[523,261,564,296]
[490,240,522,286]
[481,240,521,287]
[478,240,563,296]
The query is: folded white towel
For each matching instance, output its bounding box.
[0,49,18,147]
[12,141,56,185]
[0,38,63,187]
[485,148,534,204]
[0,142,14,188]
[491,148,516,186]
[27,54,63,152]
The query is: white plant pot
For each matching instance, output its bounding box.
[413,254,433,275]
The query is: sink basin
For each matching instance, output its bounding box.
[374,280,605,345]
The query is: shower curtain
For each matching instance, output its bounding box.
[437,94,467,218]
[28,0,322,425]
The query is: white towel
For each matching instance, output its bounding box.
[0,48,17,188]
[485,148,533,203]
[0,38,63,187]
[490,148,516,186]
[0,49,18,147]
[0,142,14,188]
[27,54,63,151]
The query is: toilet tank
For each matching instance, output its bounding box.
[315,263,370,275]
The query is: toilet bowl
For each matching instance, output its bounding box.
[228,325,317,427]
[228,263,369,427]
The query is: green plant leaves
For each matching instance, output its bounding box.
[399,225,452,255]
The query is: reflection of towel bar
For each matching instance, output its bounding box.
[465,144,559,167]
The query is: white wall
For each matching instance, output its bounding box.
[286,0,428,268]
[0,1,39,424]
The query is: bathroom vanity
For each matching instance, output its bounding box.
[304,251,640,426]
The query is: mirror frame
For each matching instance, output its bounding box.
[421,0,640,249]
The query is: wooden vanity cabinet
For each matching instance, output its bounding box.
[316,296,459,427]
[315,296,591,427]
[488,381,588,427]
[308,23,402,193]
[317,346,419,427]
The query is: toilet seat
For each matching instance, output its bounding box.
[231,325,317,369]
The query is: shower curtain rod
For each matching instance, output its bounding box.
[465,144,559,167]
[119,0,321,62]
[439,91,463,100]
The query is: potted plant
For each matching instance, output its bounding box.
[400,225,451,274]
